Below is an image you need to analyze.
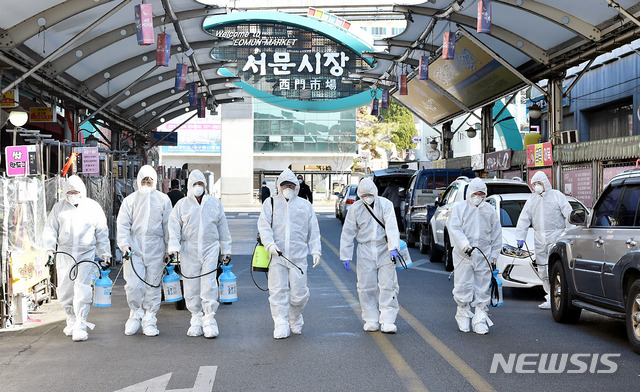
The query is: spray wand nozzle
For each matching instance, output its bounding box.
[276,250,304,275]
[46,255,55,267]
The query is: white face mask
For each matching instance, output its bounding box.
[193,185,204,197]
[534,184,544,195]
[67,194,80,205]
[363,196,375,205]
[469,195,484,207]
[282,188,295,200]
[139,185,154,195]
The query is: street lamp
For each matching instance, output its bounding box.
[429,138,438,150]
[528,103,542,119]
[85,133,100,148]
[8,107,29,127]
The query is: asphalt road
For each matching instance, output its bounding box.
[1,212,638,391]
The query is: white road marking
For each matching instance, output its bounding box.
[115,366,217,392]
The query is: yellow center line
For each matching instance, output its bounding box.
[319,241,428,392]
[321,236,496,392]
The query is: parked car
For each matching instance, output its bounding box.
[486,193,588,288]
[368,168,415,196]
[335,184,358,223]
[426,177,532,271]
[548,167,640,354]
[402,169,475,249]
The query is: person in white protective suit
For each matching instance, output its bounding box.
[117,165,172,336]
[43,175,112,342]
[448,178,501,334]
[168,170,232,338]
[515,171,572,309]
[257,169,322,339]
[339,178,401,333]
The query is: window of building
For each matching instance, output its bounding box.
[371,27,387,36]
[584,98,633,141]
[253,100,357,154]
[391,27,405,36]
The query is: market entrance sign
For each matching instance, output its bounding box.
[202,11,377,111]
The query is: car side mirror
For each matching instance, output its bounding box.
[569,210,586,226]
[434,198,440,207]
[399,189,406,198]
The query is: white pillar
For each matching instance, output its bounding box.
[220,98,254,205]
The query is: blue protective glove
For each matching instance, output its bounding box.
[390,249,400,261]
[343,260,351,271]
[517,240,525,249]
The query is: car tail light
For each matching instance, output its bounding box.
[346,199,355,204]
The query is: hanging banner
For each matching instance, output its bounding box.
[419,55,429,80]
[371,98,379,116]
[399,74,407,96]
[442,31,455,60]
[526,142,552,167]
[134,3,155,45]
[197,97,206,118]
[29,107,57,123]
[381,90,389,109]
[484,149,512,171]
[477,0,492,34]
[5,145,39,176]
[188,83,198,106]
[471,153,484,171]
[156,33,171,66]
[1,89,18,108]
[175,63,188,91]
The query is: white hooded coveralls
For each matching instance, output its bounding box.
[340,178,400,325]
[257,169,321,330]
[117,165,172,328]
[43,175,111,332]
[447,178,501,326]
[515,171,572,296]
[168,170,232,329]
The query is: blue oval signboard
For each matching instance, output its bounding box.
[202,11,377,112]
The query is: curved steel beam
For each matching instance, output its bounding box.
[44,9,211,77]
[0,0,118,49]
[124,83,243,119]
[141,97,244,132]
[79,40,231,93]
[110,70,240,108]
[395,5,549,64]
[493,0,601,41]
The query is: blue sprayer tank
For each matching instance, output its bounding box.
[93,268,112,307]
[163,265,183,302]
[219,264,237,303]
[396,240,413,270]
[493,269,504,306]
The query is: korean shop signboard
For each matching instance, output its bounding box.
[202,11,377,111]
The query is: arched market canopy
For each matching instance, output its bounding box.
[1,0,639,144]
[355,0,640,126]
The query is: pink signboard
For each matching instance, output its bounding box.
[5,145,39,176]
[562,167,593,208]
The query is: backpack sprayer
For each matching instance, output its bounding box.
[250,240,303,292]
[449,246,503,307]
[51,251,113,307]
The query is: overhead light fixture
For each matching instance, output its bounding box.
[8,106,29,127]
[466,127,477,138]
[184,48,195,57]
[529,103,542,119]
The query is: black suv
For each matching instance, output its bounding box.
[549,167,640,354]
